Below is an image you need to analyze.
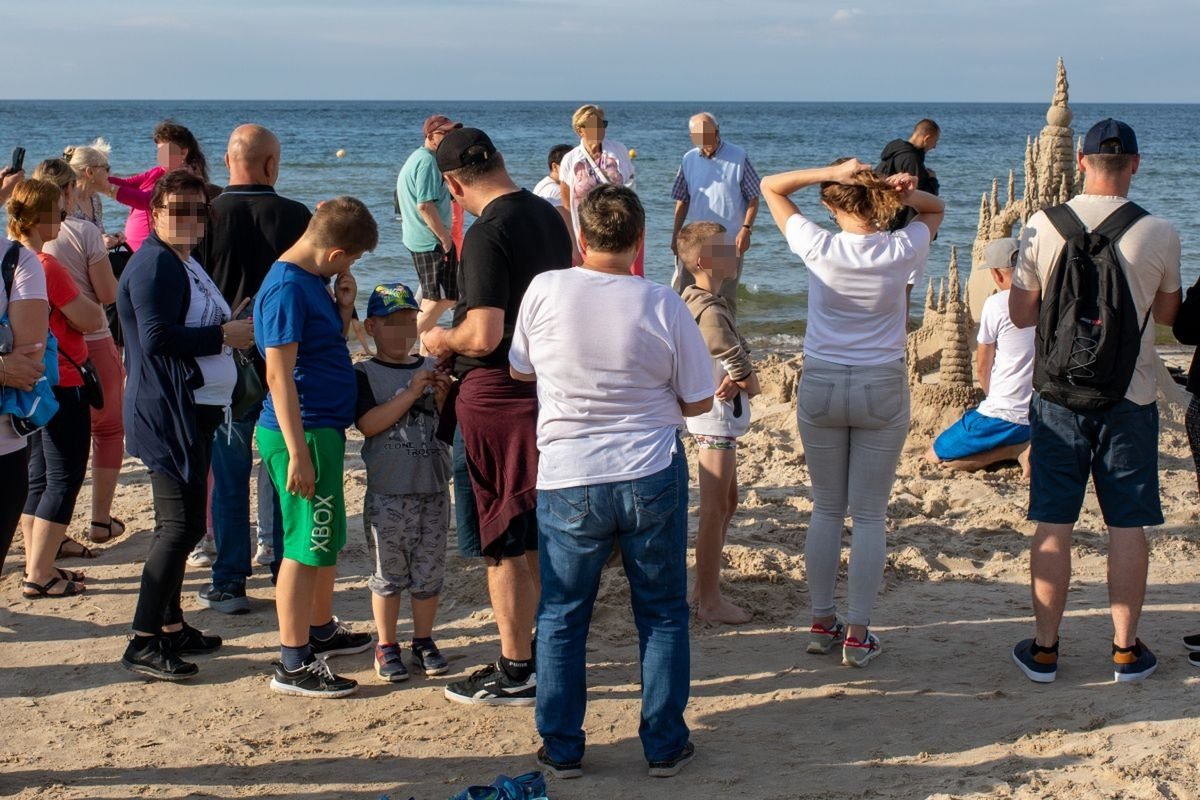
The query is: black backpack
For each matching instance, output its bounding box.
[1032,201,1150,412]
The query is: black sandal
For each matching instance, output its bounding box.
[55,538,95,560]
[27,567,86,583]
[21,577,85,599]
[88,517,126,544]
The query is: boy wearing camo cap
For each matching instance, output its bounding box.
[354,282,453,683]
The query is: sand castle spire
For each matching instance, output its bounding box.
[938,246,974,387]
[937,278,946,312]
[925,278,935,311]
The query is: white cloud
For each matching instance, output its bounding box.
[831,7,863,22]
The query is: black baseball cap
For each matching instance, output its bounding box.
[435,127,497,173]
[1082,118,1138,155]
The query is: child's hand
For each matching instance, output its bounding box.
[737,373,761,398]
[287,452,316,500]
[405,369,436,398]
[432,372,453,409]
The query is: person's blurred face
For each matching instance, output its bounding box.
[690,118,719,152]
[696,233,739,286]
[35,197,64,243]
[152,190,208,249]
[365,310,418,358]
[156,141,188,171]
[578,116,607,147]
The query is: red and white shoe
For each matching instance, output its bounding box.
[842,631,881,667]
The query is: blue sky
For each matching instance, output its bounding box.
[12,0,1199,101]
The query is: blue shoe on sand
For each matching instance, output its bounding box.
[1113,639,1157,683]
[448,788,500,800]
[1012,638,1058,683]
[491,771,546,799]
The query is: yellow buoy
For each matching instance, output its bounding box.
[335,149,347,158]
[628,148,637,159]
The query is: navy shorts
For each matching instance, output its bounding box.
[1028,392,1162,528]
[933,408,1030,461]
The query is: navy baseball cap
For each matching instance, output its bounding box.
[1082,118,1138,155]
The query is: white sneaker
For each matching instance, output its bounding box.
[187,543,212,568]
[254,542,274,566]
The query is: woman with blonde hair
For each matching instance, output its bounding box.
[557,104,643,275]
[63,138,124,249]
[33,159,127,546]
[8,179,106,595]
[761,158,944,668]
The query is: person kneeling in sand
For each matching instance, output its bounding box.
[925,238,1034,477]
[677,221,760,625]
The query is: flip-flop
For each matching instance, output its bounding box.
[21,577,85,599]
[55,538,95,560]
[88,517,126,544]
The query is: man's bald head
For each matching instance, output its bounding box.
[689,112,720,153]
[225,124,280,185]
[688,112,718,133]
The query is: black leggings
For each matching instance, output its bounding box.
[1187,395,1200,492]
[131,406,222,633]
[0,446,30,576]
[23,386,92,524]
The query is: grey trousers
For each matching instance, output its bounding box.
[796,356,910,627]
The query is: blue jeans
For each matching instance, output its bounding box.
[211,403,283,587]
[535,446,691,765]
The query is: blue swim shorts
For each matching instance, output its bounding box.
[933,408,1030,461]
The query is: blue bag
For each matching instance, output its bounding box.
[0,240,60,435]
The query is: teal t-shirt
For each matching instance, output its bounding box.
[397,146,451,254]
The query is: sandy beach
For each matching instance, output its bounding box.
[2,351,1199,800]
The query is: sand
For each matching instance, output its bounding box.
[3,353,1200,800]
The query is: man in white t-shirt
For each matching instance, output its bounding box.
[926,238,1034,474]
[510,184,712,779]
[531,144,571,208]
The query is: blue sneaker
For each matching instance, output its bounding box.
[1113,639,1157,683]
[374,643,409,683]
[1012,638,1058,683]
[490,771,546,799]
[448,788,500,800]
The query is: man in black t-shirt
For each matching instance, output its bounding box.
[878,118,941,231]
[198,125,312,613]
[422,128,572,706]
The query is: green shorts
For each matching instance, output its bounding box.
[256,425,347,568]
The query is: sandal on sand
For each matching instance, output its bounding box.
[21,577,85,599]
[27,567,86,583]
[88,517,126,544]
[55,538,95,560]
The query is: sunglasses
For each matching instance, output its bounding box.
[157,201,210,218]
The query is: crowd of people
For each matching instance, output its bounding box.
[0,108,1195,783]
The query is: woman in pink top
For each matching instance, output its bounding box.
[102,121,210,251]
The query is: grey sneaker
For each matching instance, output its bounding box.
[411,640,449,676]
[807,618,845,654]
[254,541,274,567]
[186,543,212,568]
[842,631,882,667]
[197,583,250,615]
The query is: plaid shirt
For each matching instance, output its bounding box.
[671,141,761,205]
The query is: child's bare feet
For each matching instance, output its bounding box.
[697,596,752,625]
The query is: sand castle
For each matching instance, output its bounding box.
[908,57,1188,434]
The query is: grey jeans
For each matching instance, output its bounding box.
[796,356,910,627]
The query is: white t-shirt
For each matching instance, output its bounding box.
[1013,194,1182,406]
[558,139,636,247]
[976,289,1036,425]
[785,213,930,365]
[510,267,714,490]
[0,238,49,455]
[181,256,236,407]
[43,218,111,341]
[532,175,562,207]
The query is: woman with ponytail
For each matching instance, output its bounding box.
[760,158,943,668]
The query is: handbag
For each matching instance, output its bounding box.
[106,242,134,346]
[59,349,104,410]
[229,346,265,421]
[1,241,61,433]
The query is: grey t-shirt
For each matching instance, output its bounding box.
[355,357,451,496]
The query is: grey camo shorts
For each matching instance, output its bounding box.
[363,491,450,599]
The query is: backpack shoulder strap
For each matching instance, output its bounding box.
[1092,201,1148,243]
[1041,204,1086,241]
[2,240,21,299]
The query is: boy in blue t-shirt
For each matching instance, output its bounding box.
[254,197,379,699]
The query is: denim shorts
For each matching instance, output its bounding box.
[1028,392,1162,528]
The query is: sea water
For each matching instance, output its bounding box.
[1,100,1196,347]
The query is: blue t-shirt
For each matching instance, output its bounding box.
[255,261,355,431]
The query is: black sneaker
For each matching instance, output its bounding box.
[121,635,198,681]
[648,741,695,778]
[309,617,373,659]
[1183,632,1200,652]
[536,745,582,779]
[169,622,223,655]
[444,662,536,706]
[411,640,450,676]
[270,655,358,698]
[196,583,250,615]
[1190,651,1200,669]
